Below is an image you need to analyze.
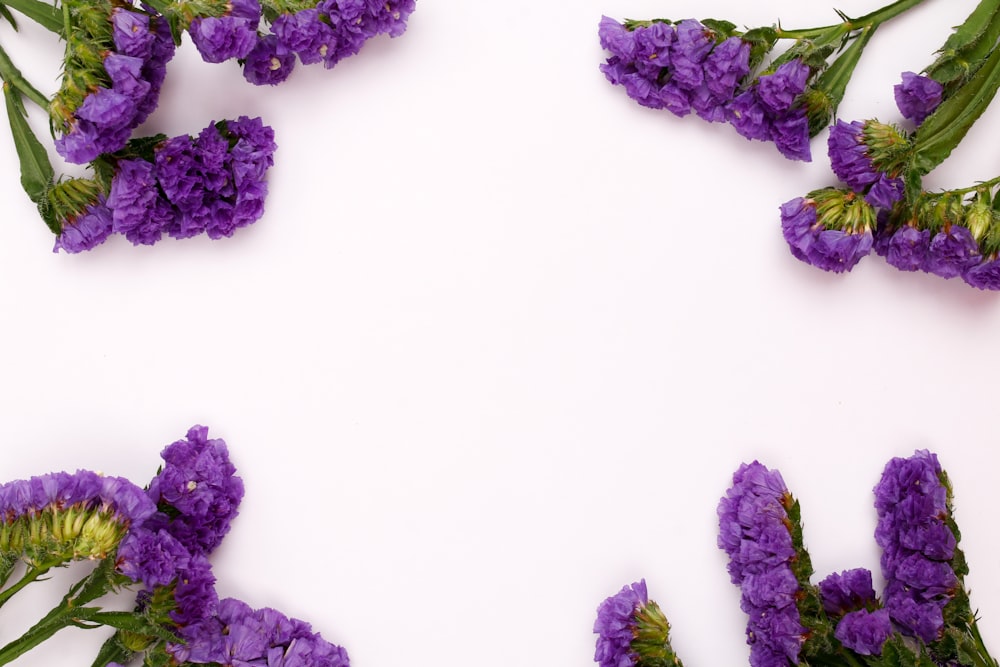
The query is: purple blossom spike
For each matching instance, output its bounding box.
[895,72,943,125]
[874,450,958,644]
[54,7,175,164]
[718,462,805,667]
[756,61,810,114]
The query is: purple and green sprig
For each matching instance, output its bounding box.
[0,425,350,667]
[594,451,996,667]
[0,0,415,253]
[773,0,1000,291]
[597,0,928,162]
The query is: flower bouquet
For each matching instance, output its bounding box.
[0,0,415,252]
[595,451,996,667]
[598,0,1000,290]
[0,425,349,666]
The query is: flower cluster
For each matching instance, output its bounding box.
[874,450,959,643]
[243,0,417,85]
[49,117,275,253]
[0,469,154,562]
[717,462,805,667]
[593,579,682,667]
[595,451,993,667]
[0,0,414,253]
[0,426,350,667]
[51,3,175,164]
[774,1,1000,292]
[599,17,822,161]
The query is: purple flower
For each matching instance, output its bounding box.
[593,580,646,667]
[924,226,981,278]
[757,61,810,114]
[272,9,337,65]
[189,0,260,64]
[724,60,813,161]
[780,197,818,262]
[632,22,673,79]
[116,527,190,587]
[807,228,873,273]
[53,197,114,254]
[54,8,175,164]
[874,450,958,643]
[703,37,750,101]
[835,608,892,655]
[171,596,350,667]
[885,226,930,271]
[243,34,297,85]
[818,569,876,616]
[827,120,904,209]
[171,553,219,627]
[598,15,635,60]
[895,72,943,125]
[146,425,244,556]
[964,257,1000,290]
[718,462,805,667]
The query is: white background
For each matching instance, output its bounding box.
[1,0,999,665]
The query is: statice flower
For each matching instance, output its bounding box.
[818,569,876,616]
[171,597,350,666]
[242,34,298,85]
[598,18,750,122]
[780,190,875,273]
[895,72,943,125]
[593,580,683,667]
[834,608,892,655]
[883,225,931,272]
[718,462,805,667]
[874,450,958,644]
[827,120,906,209]
[53,6,175,164]
[104,117,276,248]
[728,60,812,161]
[53,195,115,254]
[964,257,1000,290]
[116,527,191,587]
[190,0,261,63]
[924,225,981,279]
[146,425,245,556]
[0,470,155,561]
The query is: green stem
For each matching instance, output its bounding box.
[0,559,120,666]
[0,560,58,609]
[0,42,48,109]
[776,0,930,39]
[0,0,60,33]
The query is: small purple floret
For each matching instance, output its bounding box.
[835,609,892,655]
[594,580,646,667]
[895,72,943,125]
[964,258,1000,290]
[53,197,114,254]
[818,569,876,616]
[924,226,981,278]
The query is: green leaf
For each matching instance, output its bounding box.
[0,0,60,33]
[702,18,737,37]
[88,612,180,644]
[926,0,1000,89]
[2,82,53,205]
[0,4,18,29]
[911,43,1000,175]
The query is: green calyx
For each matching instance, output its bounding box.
[1,505,128,566]
[43,177,106,233]
[862,121,911,178]
[50,0,117,127]
[808,188,877,235]
[632,600,682,667]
